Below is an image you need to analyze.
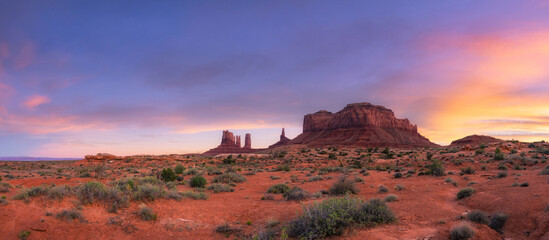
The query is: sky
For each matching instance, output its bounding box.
[1,1,549,157]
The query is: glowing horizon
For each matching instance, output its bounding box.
[1,1,549,157]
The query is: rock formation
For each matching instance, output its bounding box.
[269,128,292,148]
[243,134,252,149]
[203,130,260,156]
[450,135,503,147]
[291,102,437,148]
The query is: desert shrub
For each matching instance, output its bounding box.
[288,196,395,239]
[275,164,291,172]
[489,212,508,233]
[18,230,31,240]
[139,176,161,185]
[309,176,324,182]
[496,171,508,178]
[46,185,72,200]
[77,181,106,204]
[212,172,246,184]
[79,172,92,178]
[378,185,389,193]
[216,223,239,234]
[393,172,403,178]
[544,203,549,212]
[0,196,8,205]
[183,168,199,176]
[394,184,405,191]
[449,224,475,240]
[174,164,185,174]
[261,194,275,200]
[207,184,234,193]
[267,183,290,194]
[329,175,359,195]
[56,209,84,222]
[160,168,177,182]
[425,160,445,176]
[133,183,165,201]
[104,188,129,213]
[457,188,475,200]
[460,166,475,175]
[0,182,11,192]
[384,194,398,202]
[541,165,549,175]
[283,186,310,201]
[138,206,157,221]
[494,153,504,161]
[166,190,183,200]
[190,175,207,188]
[520,182,529,187]
[466,210,489,224]
[13,186,49,201]
[181,190,209,200]
[222,155,236,164]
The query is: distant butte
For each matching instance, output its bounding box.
[290,102,438,148]
[202,130,263,156]
[268,128,292,148]
[450,134,503,147]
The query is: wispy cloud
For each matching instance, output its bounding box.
[22,95,50,109]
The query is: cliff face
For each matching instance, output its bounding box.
[291,103,437,148]
[450,135,503,147]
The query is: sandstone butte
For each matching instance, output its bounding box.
[449,134,504,147]
[202,130,263,156]
[268,128,291,148]
[290,102,438,148]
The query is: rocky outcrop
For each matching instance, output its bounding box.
[203,130,260,156]
[269,128,292,148]
[243,134,252,149]
[291,103,437,148]
[450,135,503,147]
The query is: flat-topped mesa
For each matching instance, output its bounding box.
[450,135,503,147]
[243,134,252,149]
[292,102,436,148]
[269,128,292,148]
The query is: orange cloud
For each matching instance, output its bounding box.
[420,30,549,144]
[22,95,51,109]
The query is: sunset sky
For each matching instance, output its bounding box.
[1,1,549,157]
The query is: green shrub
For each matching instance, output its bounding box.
[288,196,395,239]
[18,230,31,240]
[0,182,11,193]
[267,183,290,194]
[212,172,246,184]
[104,188,129,213]
[181,190,209,200]
[457,188,475,200]
[138,206,157,221]
[190,175,207,188]
[496,171,508,178]
[207,184,234,193]
[384,194,398,202]
[77,181,107,204]
[174,164,185,174]
[283,186,310,201]
[378,185,389,193]
[466,210,489,224]
[449,224,475,240]
[55,209,84,222]
[460,166,475,175]
[425,160,445,176]
[275,164,291,172]
[541,165,549,175]
[161,168,177,182]
[222,155,236,164]
[133,183,165,201]
[488,212,508,233]
[329,175,358,195]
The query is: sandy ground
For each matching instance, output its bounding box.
[0,142,548,240]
